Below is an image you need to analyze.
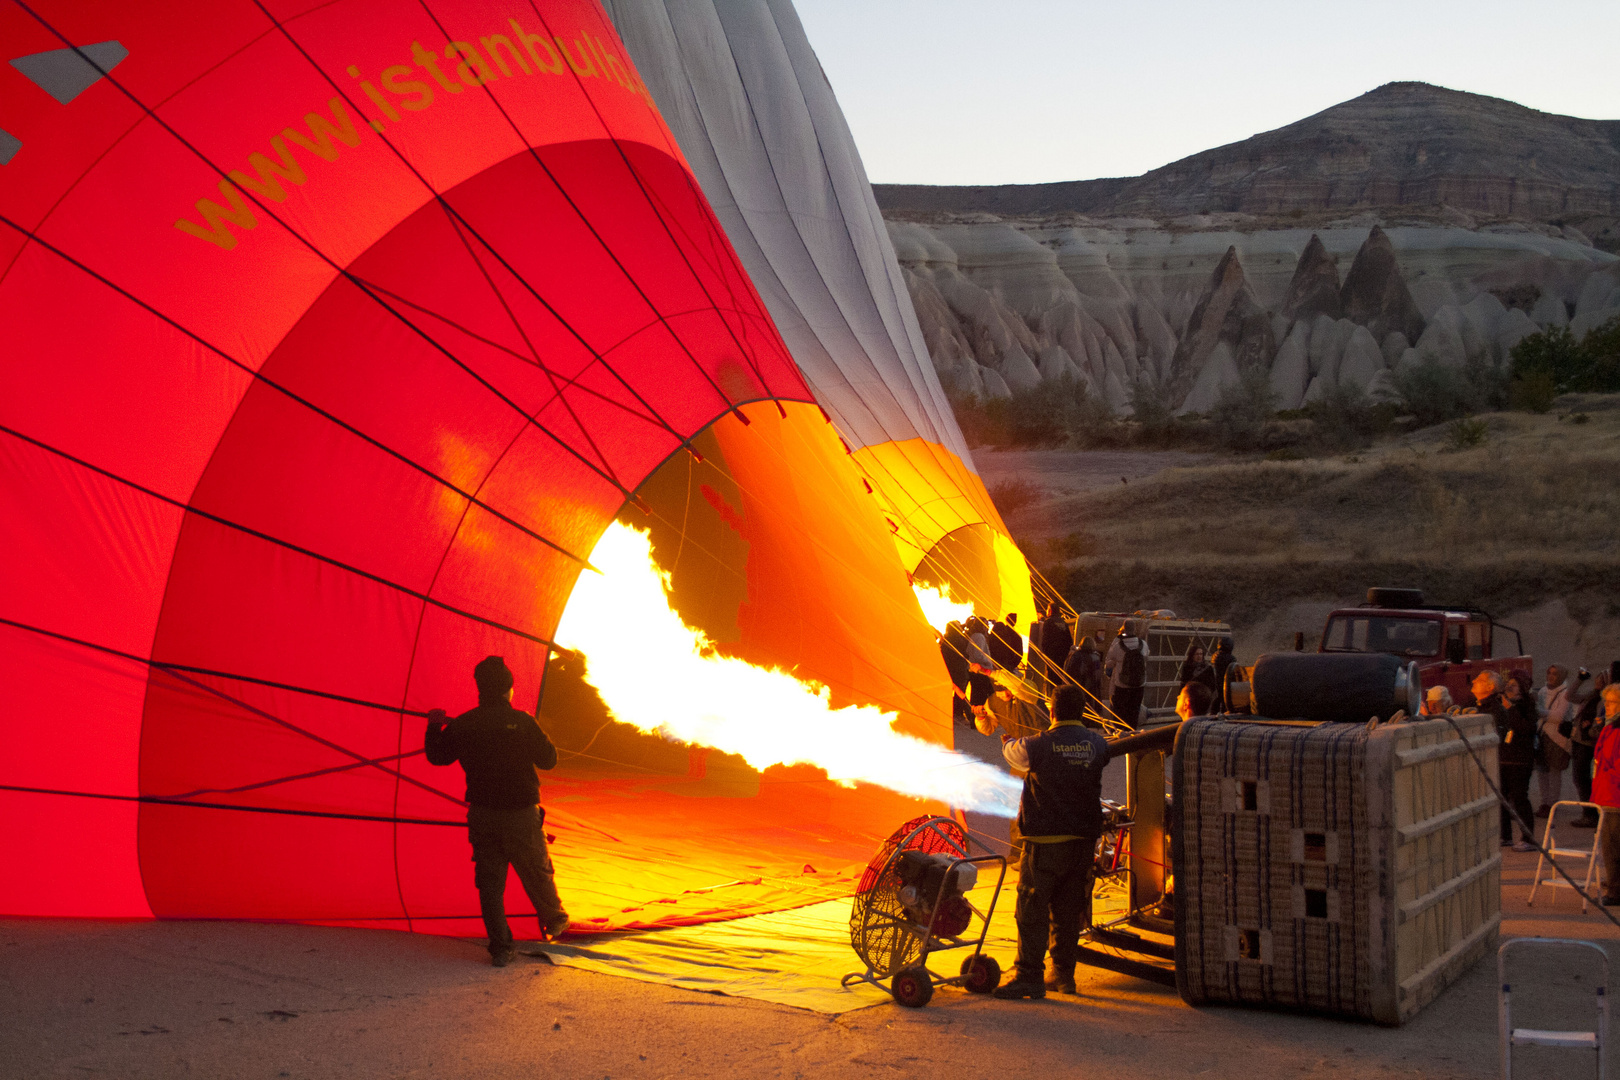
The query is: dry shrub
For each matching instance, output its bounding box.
[989,477,1042,517]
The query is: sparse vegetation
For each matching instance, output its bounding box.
[1510,315,1620,397]
[987,477,1042,516]
[1390,354,1507,426]
[1443,417,1489,451]
[945,373,1111,448]
[1209,366,1277,450]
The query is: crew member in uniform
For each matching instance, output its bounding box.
[993,684,1110,999]
[426,655,570,966]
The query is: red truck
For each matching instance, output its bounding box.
[1318,587,1532,706]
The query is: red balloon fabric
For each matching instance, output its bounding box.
[1,0,953,929]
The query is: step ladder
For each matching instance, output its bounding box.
[1528,801,1612,913]
[1500,937,1608,1079]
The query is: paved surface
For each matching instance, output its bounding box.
[4,812,1616,1080]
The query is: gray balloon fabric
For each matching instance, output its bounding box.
[601,0,972,467]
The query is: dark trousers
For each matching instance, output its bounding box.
[468,804,566,954]
[1499,763,1535,843]
[1110,686,1144,729]
[1573,743,1597,809]
[1013,837,1097,981]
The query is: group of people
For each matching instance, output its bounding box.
[942,602,1221,734]
[939,612,1028,729]
[1424,662,1620,907]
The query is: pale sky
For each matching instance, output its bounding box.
[795,0,1620,186]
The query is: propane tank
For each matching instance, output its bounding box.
[1250,652,1420,723]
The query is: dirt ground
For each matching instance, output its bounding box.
[4,814,1615,1080]
[975,447,1216,542]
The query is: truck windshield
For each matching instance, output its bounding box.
[1322,616,1442,658]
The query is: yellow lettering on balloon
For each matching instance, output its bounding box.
[174,21,656,252]
[175,180,256,250]
[510,19,563,74]
[446,41,496,87]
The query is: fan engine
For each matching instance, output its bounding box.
[895,850,977,938]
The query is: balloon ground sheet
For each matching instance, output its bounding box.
[531,878,1135,1013]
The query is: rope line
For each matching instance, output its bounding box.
[0,211,595,570]
[1439,712,1620,930]
[12,1,644,509]
[0,424,554,648]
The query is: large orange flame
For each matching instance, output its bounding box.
[554,523,1019,816]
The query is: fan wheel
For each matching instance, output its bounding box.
[891,966,933,1008]
[959,953,1001,994]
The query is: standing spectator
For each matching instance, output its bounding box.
[965,617,998,727]
[941,620,973,728]
[1030,602,1072,698]
[1175,644,1217,695]
[1591,683,1620,905]
[1210,637,1238,711]
[1570,667,1605,827]
[989,613,1025,674]
[1479,670,1536,851]
[1105,621,1149,729]
[1064,631,1105,704]
[1535,665,1574,817]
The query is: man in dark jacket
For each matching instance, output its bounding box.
[989,613,1025,673]
[941,621,973,727]
[1064,631,1105,703]
[993,685,1110,999]
[426,655,569,966]
[1031,602,1073,698]
[1473,669,1536,850]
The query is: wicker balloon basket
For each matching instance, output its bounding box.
[1173,713,1500,1025]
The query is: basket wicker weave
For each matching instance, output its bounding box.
[1172,714,1500,1024]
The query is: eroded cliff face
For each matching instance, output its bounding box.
[879,81,1620,413]
[889,215,1620,413]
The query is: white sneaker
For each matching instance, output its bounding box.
[1512,840,1535,852]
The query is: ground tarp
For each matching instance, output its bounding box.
[534,878,1138,1013]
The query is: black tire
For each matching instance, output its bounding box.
[959,953,1000,994]
[891,966,934,1008]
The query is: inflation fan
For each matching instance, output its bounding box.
[840,815,1007,1007]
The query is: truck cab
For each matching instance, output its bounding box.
[1319,588,1530,708]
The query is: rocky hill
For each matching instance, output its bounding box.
[872,83,1620,415]
[878,83,1620,248]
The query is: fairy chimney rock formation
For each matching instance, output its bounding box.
[1281,234,1344,323]
[1170,246,1276,403]
[1340,225,1426,344]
